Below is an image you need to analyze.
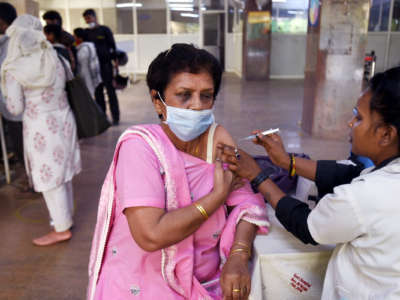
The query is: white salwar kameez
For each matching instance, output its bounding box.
[76,42,102,97]
[1,15,81,232]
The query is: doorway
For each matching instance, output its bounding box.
[202,11,225,70]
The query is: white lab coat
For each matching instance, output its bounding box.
[308,157,400,299]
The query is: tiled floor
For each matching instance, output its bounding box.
[0,75,351,300]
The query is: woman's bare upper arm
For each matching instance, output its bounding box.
[124,206,166,251]
[213,125,236,161]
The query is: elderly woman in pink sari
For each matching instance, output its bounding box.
[88,43,269,300]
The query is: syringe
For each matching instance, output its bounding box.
[239,128,280,141]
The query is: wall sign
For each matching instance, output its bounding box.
[309,0,320,27]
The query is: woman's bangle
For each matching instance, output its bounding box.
[290,154,296,177]
[230,248,251,257]
[194,203,209,220]
[233,241,251,251]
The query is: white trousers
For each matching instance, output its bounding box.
[42,181,74,232]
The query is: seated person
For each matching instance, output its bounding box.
[87,44,269,300]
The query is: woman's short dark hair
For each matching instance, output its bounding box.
[44,24,62,42]
[369,66,400,151]
[83,9,96,17]
[146,43,222,99]
[0,3,17,25]
[74,28,89,41]
[42,10,62,26]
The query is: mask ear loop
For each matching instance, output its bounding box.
[157,91,167,121]
[157,91,167,106]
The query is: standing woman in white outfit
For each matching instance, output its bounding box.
[73,28,102,97]
[1,15,81,246]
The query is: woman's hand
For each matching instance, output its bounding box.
[217,144,261,181]
[212,148,236,200]
[252,131,290,170]
[220,254,251,300]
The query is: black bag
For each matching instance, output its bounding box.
[113,74,129,90]
[115,49,128,66]
[58,56,111,139]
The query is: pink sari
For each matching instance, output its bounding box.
[87,124,269,300]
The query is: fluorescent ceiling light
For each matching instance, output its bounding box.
[167,0,193,2]
[168,3,194,7]
[180,13,199,18]
[116,3,143,8]
[272,0,286,2]
[287,10,304,15]
[171,7,194,11]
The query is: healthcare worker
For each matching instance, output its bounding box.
[219,66,400,299]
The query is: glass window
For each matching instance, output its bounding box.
[392,0,400,31]
[271,0,308,34]
[116,0,134,34]
[137,0,167,34]
[368,0,390,32]
[201,0,224,11]
[103,8,118,33]
[228,0,244,33]
[169,2,199,34]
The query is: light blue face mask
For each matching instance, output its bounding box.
[157,91,215,142]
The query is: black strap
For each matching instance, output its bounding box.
[250,167,275,193]
[57,53,69,80]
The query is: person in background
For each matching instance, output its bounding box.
[44,24,71,64]
[1,15,81,246]
[73,28,102,97]
[83,9,120,125]
[219,67,400,299]
[42,10,76,73]
[0,3,24,166]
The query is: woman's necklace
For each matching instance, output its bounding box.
[192,139,202,159]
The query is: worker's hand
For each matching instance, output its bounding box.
[217,144,261,181]
[252,131,290,170]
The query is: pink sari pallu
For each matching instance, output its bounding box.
[87,124,269,300]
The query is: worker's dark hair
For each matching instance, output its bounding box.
[369,66,400,151]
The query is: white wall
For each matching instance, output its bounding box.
[116,34,199,75]
[225,32,243,76]
[366,32,387,73]
[388,33,400,69]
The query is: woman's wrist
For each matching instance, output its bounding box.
[228,250,250,262]
[211,189,228,204]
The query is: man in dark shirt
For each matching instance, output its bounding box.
[83,9,120,125]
